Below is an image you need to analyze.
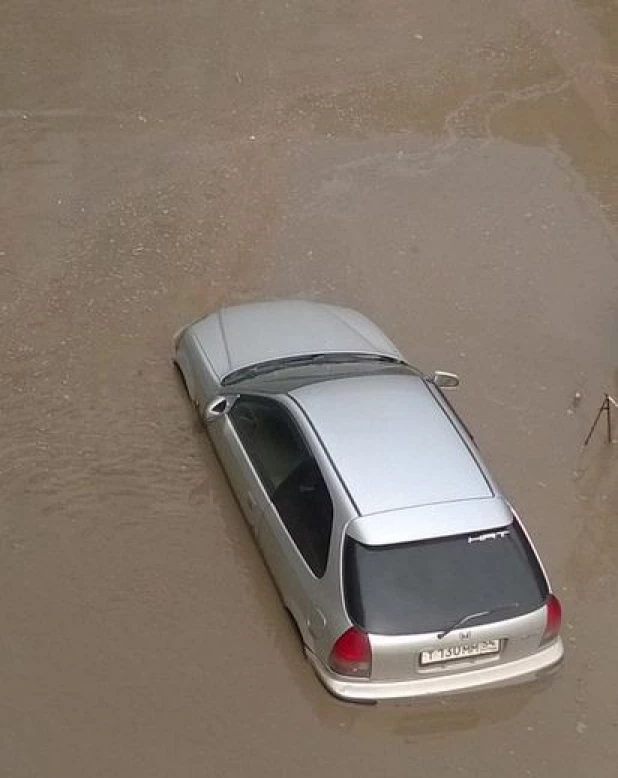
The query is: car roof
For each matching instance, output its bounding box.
[290,373,493,518]
[346,498,513,545]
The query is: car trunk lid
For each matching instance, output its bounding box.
[367,607,548,682]
[343,517,551,682]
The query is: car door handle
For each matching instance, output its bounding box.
[246,493,258,512]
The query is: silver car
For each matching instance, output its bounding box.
[173,299,564,702]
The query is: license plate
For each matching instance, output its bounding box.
[420,640,500,666]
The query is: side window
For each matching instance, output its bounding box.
[230,396,333,577]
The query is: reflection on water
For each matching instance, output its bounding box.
[302,674,558,742]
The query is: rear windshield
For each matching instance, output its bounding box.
[344,520,548,636]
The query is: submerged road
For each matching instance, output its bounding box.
[1,1,617,775]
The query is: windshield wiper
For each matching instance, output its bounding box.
[223,353,406,385]
[223,354,332,385]
[437,602,520,640]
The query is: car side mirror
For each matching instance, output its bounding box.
[204,395,237,423]
[431,371,460,389]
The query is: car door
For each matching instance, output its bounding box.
[204,395,270,535]
[214,395,334,650]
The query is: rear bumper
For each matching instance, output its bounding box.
[307,638,564,702]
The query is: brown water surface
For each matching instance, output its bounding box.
[1,1,617,775]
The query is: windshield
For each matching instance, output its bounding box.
[343,519,548,636]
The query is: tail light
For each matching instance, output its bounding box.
[542,594,562,644]
[329,627,371,678]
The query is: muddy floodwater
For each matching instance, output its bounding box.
[1,0,617,775]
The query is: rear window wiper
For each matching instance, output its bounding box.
[437,602,520,640]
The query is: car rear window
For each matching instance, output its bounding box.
[344,520,548,636]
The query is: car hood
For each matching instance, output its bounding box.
[189,299,405,380]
